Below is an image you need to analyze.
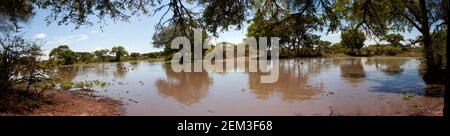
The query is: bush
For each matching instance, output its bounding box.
[366,44,385,55]
[130,52,140,60]
[384,46,403,56]
[300,47,322,57]
[1,34,56,94]
[330,43,347,54]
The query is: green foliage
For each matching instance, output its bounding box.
[382,34,404,47]
[383,46,403,56]
[73,81,94,91]
[142,52,163,58]
[340,29,366,55]
[60,80,110,91]
[60,81,73,91]
[246,11,324,57]
[330,43,347,54]
[110,46,128,62]
[94,49,110,61]
[403,92,416,100]
[0,34,56,95]
[50,46,164,63]
[152,24,210,58]
[32,0,154,29]
[301,47,323,57]
[200,0,248,36]
[424,30,447,71]
[0,0,34,32]
[366,44,385,56]
[130,52,140,60]
[75,52,94,62]
[318,40,333,54]
[49,45,77,65]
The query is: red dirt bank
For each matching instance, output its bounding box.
[0,90,123,116]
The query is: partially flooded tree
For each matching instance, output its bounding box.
[94,49,110,61]
[49,45,77,65]
[110,46,128,62]
[130,52,140,60]
[340,28,366,55]
[75,52,94,63]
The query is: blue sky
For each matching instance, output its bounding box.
[21,7,421,58]
[21,8,251,56]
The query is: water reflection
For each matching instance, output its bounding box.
[55,57,443,115]
[94,64,111,77]
[156,64,212,105]
[57,66,79,82]
[339,58,366,85]
[112,63,128,78]
[129,61,139,70]
[366,57,407,76]
[363,58,426,95]
[248,59,325,102]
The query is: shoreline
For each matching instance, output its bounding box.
[0,90,123,116]
[60,55,423,67]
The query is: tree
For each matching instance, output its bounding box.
[330,43,346,54]
[446,0,449,116]
[152,23,210,58]
[335,0,447,82]
[110,46,128,62]
[130,52,140,60]
[49,45,77,65]
[0,0,33,32]
[331,0,447,114]
[318,40,333,54]
[94,49,110,61]
[340,29,366,55]
[382,34,404,47]
[75,52,93,62]
[246,19,296,56]
[0,34,55,94]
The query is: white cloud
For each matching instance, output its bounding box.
[48,34,88,45]
[89,30,100,34]
[39,50,51,60]
[76,34,88,41]
[35,33,47,39]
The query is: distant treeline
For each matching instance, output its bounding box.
[48,45,165,65]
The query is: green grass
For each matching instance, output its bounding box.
[403,92,416,100]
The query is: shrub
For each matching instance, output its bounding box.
[130,52,140,60]
[1,34,56,94]
[330,43,347,54]
[366,44,385,55]
[384,46,403,56]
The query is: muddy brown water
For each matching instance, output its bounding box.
[58,57,443,115]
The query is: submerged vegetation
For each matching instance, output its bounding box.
[60,80,111,92]
[404,92,417,100]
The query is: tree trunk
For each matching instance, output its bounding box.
[444,0,449,117]
[116,54,121,62]
[419,0,442,82]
